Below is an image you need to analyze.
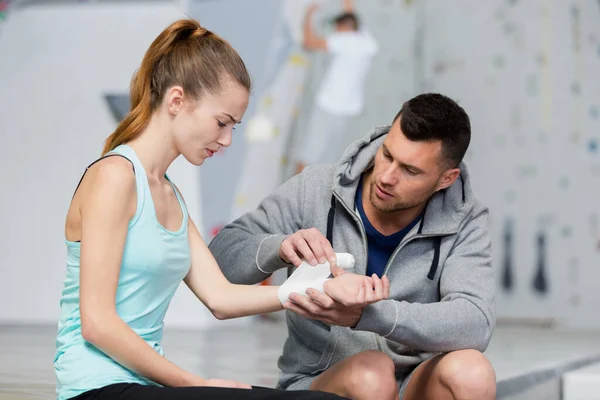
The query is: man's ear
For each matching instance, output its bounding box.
[437,168,460,191]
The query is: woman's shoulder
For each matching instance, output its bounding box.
[77,155,137,206]
[89,155,136,185]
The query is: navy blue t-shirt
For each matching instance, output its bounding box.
[355,178,422,277]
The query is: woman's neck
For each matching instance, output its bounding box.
[127,113,179,180]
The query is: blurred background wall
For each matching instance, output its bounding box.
[0,0,598,330]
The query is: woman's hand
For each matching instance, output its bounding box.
[323,272,390,308]
[203,378,252,389]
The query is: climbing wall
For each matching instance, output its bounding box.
[200,0,419,239]
[0,0,12,33]
[415,0,600,328]
[286,0,600,329]
[286,0,420,175]
[227,0,326,223]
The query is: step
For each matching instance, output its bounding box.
[484,327,600,399]
[563,360,600,400]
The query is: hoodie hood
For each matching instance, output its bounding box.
[332,125,477,235]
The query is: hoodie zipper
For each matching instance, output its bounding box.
[332,192,387,353]
[333,190,457,277]
[332,192,382,351]
[332,191,369,270]
[333,191,459,352]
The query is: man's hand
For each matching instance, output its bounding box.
[284,291,364,327]
[303,2,327,51]
[342,0,354,12]
[278,228,337,268]
[283,271,390,327]
[307,2,320,16]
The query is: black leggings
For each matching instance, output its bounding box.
[70,383,348,400]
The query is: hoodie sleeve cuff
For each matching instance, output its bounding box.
[353,300,398,337]
[256,234,292,274]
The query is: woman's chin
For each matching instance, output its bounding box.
[182,153,206,167]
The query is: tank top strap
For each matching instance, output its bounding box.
[71,148,135,196]
[164,173,189,224]
[106,144,148,227]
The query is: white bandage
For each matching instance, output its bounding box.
[278,253,355,305]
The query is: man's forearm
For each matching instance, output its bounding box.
[209,229,289,285]
[354,297,494,353]
[303,8,315,47]
[343,0,354,12]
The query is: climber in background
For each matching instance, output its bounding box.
[295,0,379,174]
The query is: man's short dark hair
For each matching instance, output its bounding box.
[332,12,359,30]
[393,93,471,169]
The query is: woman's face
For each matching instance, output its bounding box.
[170,79,249,166]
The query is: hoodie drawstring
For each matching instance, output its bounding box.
[427,237,442,280]
[326,194,444,280]
[326,195,336,246]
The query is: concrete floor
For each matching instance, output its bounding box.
[1,317,600,399]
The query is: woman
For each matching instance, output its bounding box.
[55,19,389,400]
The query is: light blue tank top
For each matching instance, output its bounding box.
[54,145,191,400]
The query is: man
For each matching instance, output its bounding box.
[209,93,497,400]
[295,0,379,174]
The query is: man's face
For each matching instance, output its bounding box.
[334,22,355,32]
[368,118,456,213]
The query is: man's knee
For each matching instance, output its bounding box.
[347,351,397,398]
[438,349,496,399]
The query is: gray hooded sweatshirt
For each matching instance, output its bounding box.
[209,125,495,384]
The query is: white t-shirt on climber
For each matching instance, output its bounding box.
[315,30,379,117]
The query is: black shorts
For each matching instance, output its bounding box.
[70,383,348,400]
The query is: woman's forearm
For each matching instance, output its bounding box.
[211,284,283,320]
[83,314,202,387]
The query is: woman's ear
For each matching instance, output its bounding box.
[165,86,184,115]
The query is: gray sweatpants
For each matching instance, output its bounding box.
[296,105,350,166]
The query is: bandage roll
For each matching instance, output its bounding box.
[335,253,355,269]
